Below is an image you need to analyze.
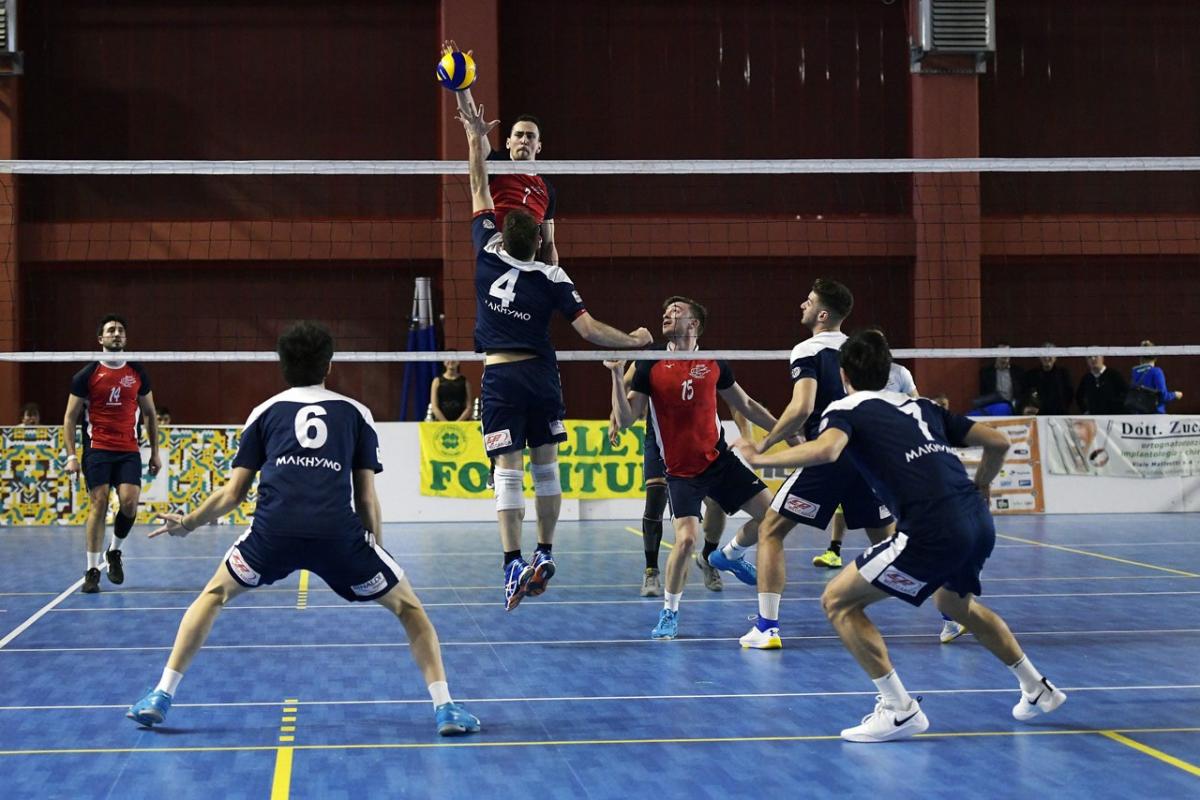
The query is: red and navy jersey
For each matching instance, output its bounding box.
[631,353,735,478]
[822,392,978,526]
[233,386,383,539]
[70,361,152,453]
[488,150,556,229]
[789,330,848,440]
[472,211,585,364]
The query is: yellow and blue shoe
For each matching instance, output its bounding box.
[739,620,782,650]
[812,549,843,569]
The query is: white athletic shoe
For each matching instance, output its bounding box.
[1012,678,1067,722]
[841,696,929,743]
[739,624,782,650]
[939,620,966,644]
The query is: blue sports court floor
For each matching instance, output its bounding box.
[1,515,1198,799]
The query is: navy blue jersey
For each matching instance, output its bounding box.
[789,331,848,440]
[233,386,383,539]
[472,211,586,363]
[822,392,978,526]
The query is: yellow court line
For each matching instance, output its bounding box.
[997,534,1200,578]
[4,727,1200,757]
[1100,730,1200,777]
[270,747,294,800]
[296,572,310,609]
[625,526,673,550]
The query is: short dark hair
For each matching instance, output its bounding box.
[663,295,708,335]
[839,329,891,391]
[512,114,541,135]
[96,313,128,337]
[277,321,334,387]
[502,210,540,261]
[812,278,853,321]
[20,402,39,416]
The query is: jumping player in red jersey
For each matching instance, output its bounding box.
[445,41,558,265]
[606,297,781,640]
[63,314,161,594]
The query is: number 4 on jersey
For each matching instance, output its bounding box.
[489,268,520,308]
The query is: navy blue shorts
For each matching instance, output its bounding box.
[855,494,995,606]
[666,449,767,520]
[643,425,666,482]
[82,449,142,491]
[224,527,405,602]
[481,359,568,455]
[769,453,894,531]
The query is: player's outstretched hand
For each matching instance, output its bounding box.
[455,100,499,140]
[629,327,653,347]
[731,437,761,466]
[150,513,192,539]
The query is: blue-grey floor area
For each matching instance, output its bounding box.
[1,515,1198,798]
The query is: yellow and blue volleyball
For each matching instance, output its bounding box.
[437,51,477,91]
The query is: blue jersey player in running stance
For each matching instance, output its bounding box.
[457,98,652,611]
[127,322,479,737]
[735,330,1067,743]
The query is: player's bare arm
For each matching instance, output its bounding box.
[718,382,779,434]
[572,312,653,348]
[964,423,1011,501]
[734,426,848,470]
[540,219,559,265]
[757,377,817,452]
[458,99,499,214]
[150,467,256,538]
[138,391,163,476]
[605,360,649,430]
[353,468,385,544]
[62,394,85,475]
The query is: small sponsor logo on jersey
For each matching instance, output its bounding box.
[484,429,514,451]
[572,291,582,304]
[227,548,261,586]
[119,375,137,388]
[484,299,533,321]
[107,387,122,404]
[275,455,343,472]
[483,218,495,229]
[549,420,566,435]
[688,363,711,380]
[784,496,820,518]
[877,566,925,597]
[790,366,802,380]
[352,571,388,597]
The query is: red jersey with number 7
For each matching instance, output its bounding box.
[631,354,735,478]
[70,361,152,452]
[487,151,556,229]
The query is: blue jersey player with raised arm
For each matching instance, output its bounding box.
[735,330,1067,743]
[126,322,479,737]
[456,98,652,611]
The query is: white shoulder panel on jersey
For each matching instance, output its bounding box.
[789,330,849,363]
[242,385,378,433]
[485,238,575,284]
[824,390,915,416]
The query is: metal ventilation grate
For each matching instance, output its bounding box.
[919,0,995,54]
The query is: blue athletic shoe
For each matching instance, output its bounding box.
[126,688,173,728]
[526,549,556,596]
[504,557,534,611]
[651,608,679,640]
[435,702,481,736]
[707,549,757,586]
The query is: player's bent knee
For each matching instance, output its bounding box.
[494,467,525,512]
[530,461,561,497]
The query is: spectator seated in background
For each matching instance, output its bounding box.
[1023,344,1073,415]
[1129,341,1182,414]
[20,402,41,425]
[430,360,473,422]
[1020,394,1041,416]
[976,343,1025,414]
[1075,355,1127,415]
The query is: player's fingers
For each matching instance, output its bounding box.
[148,527,167,538]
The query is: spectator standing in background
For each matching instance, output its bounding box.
[430,360,472,422]
[1131,341,1183,414]
[1075,356,1127,415]
[1024,344,1073,415]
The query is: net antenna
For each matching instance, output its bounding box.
[0,0,22,76]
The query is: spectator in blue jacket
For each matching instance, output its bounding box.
[1131,341,1183,414]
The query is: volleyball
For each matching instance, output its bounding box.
[437,51,476,92]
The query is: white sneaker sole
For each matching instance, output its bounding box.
[939,624,966,644]
[841,710,929,743]
[739,629,783,650]
[1013,689,1067,721]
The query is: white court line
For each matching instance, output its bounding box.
[40,589,1200,613]
[3,683,1199,713]
[4,627,1199,654]
[0,577,85,650]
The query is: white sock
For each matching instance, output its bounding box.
[1008,655,1045,694]
[108,538,122,553]
[872,670,913,710]
[758,592,781,622]
[664,591,682,612]
[722,539,749,560]
[428,680,451,708]
[156,667,183,696]
[87,551,103,570]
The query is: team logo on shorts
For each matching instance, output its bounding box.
[484,429,514,451]
[352,572,388,597]
[119,375,137,388]
[549,420,566,435]
[877,566,926,597]
[228,548,261,586]
[688,364,711,380]
[784,495,820,519]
